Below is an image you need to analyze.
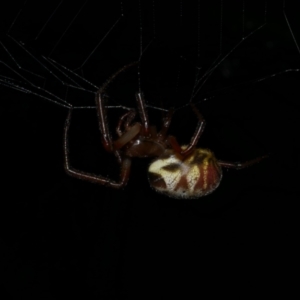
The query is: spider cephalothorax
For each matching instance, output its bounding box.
[63,62,267,199]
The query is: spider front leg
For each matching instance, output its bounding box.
[63,108,131,188]
[95,92,115,153]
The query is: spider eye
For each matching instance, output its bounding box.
[148,149,222,199]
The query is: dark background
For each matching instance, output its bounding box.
[1,0,299,298]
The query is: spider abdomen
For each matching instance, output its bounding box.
[148,148,222,199]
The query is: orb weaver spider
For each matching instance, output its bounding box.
[64,62,267,199]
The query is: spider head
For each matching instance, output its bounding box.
[148,148,222,199]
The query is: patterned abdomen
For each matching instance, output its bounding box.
[148,148,222,199]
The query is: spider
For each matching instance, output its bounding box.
[63,62,267,199]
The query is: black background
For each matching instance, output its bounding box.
[1,0,299,298]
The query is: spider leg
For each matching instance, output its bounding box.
[218,155,268,169]
[167,104,206,157]
[95,61,139,158]
[63,108,131,188]
[135,92,150,135]
[181,103,206,156]
[95,91,123,163]
[95,92,114,153]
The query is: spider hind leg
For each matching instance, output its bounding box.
[217,155,268,170]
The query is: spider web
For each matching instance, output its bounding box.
[1,1,299,109]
